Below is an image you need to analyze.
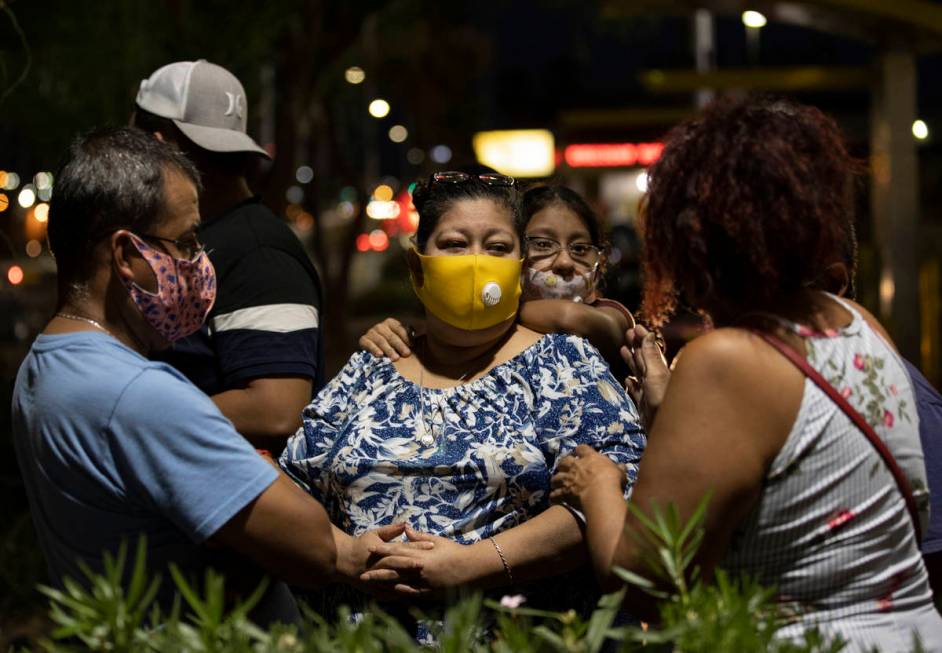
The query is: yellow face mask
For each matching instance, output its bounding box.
[410,249,523,331]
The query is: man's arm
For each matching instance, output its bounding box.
[212,376,312,448]
[212,473,336,588]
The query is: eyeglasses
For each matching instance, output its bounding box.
[138,232,205,261]
[430,171,516,187]
[525,236,601,267]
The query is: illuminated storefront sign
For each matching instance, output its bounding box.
[563,142,664,168]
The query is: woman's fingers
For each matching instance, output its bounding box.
[375,523,408,542]
[404,526,438,543]
[379,324,412,358]
[394,583,430,596]
[388,321,414,354]
[368,541,434,557]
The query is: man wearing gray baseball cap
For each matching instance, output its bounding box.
[133,60,323,452]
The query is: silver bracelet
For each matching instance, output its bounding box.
[489,536,513,584]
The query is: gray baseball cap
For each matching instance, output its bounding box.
[135,60,270,159]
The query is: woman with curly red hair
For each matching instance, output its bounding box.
[551,96,942,651]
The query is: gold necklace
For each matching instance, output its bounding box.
[56,313,114,337]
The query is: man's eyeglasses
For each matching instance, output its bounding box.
[139,232,205,261]
[525,236,601,267]
[430,171,516,187]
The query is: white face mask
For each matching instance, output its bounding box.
[523,267,596,302]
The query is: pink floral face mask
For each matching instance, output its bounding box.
[119,233,216,342]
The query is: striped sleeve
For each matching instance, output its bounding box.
[210,246,321,387]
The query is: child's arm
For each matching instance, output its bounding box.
[519,299,631,366]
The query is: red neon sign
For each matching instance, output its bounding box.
[563,142,664,168]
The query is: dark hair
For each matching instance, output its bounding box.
[411,174,524,251]
[48,126,201,293]
[640,95,863,326]
[521,185,603,247]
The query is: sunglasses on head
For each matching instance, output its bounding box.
[430,171,516,187]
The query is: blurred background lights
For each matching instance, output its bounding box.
[373,184,394,202]
[285,185,304,204]
[3,172,20,191]
[388,125,408,143]
[356,233,371,252]
[472,129,555,177]
[18,186,35,208]
[635,171,649,193]
[295,212,314,232]
[7,265,24,285]
[33,202,49,223]
[742,10,767,28]
[366,200,400,220]
[344,66,365,84]
[913,119,929,140]
[34,172,53,190]
[0,193,8,212]
[25,240,42,257]
[38,186,52,201]
[368,229,389,251]
[338,201,356,219]
[430,145,452,164]
[295,165,314,184]
[407,147,425,165]
[368,99,390,118]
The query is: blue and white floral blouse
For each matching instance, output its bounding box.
[281,333,645,547]
[281,333,643,640]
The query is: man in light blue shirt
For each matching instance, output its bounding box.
[12,127,394,623]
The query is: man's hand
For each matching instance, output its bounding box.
[358,318,414,361]
[550,444,627,512]
[333,523,433,601]
[359,526,479,597]
[622,325,670,428]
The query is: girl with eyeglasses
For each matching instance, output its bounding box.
[360,183,636,371]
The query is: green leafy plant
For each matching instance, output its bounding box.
[31,496,921,652]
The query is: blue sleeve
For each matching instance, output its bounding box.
[904,359,942,554]
[279,352,372,503]
[533,335,647,498]
[107,368,278,543]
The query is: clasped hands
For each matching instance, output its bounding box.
[338,523,474,601]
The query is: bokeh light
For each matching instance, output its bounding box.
[25,240,42,257]
[407,148,425,165]
[368,99,390,118]
[7,265,24,285]
[18,186,36,208]
[430,145,452,164]
[913,120,929,140]
[34,172,53,190]
[742,10,767,28]
[2,172,20,191]
[635,171,649,193]
[296,165,314,184]
[33,202,50,223]
[286,185,304,204]
[345,66,366,84]
[388,125,408,143]
[369,229,390,251]
[0,193,8,212]
[373,184,394,202]
[356,233,371,252]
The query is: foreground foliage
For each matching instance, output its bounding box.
[20,498,880,652]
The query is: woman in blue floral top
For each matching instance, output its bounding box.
[280,172,644,632]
